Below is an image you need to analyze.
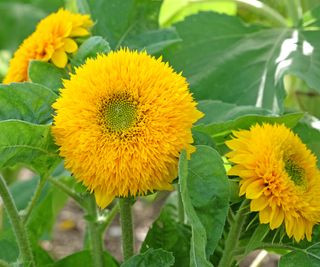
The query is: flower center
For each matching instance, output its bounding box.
[284,159,305,186]
[103,94,137,132]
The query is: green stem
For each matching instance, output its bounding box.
[176,185,185,223]
[285,0,302,27]
[218,200,249,267]
[0,175,35,267]
[86,195,104,267]
[119,198,134,261]
[23,176,47,223]
[47,176,83,205]
[163,0,288,27]
[100,201,120,234]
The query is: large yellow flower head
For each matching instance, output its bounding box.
[3,9,93,83]
[226,123,320,242]
[52,49,203,208]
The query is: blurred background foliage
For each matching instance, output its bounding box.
[1,0,320,119]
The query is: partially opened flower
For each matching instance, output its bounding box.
[52,49,203,208]
[226,123,320,242]
[3,9,93,83]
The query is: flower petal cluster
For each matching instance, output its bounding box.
[226,123,320,242]
[52,49,203,208]
[4,9,93,83]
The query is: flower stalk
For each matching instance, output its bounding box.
[218,200,249,267]
[86,195,105,267]
[0,175,35,267]
[119,198,134,261]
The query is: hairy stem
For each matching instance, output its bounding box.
[101,201,120,235]
[23,176,47,223]
[218,200,249,267]
[47,176,83,205]
[176,185,185,223]
[86,195,104,267]
[119,198,134,260]
[0,175,35,267]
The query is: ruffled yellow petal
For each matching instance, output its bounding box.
[51,50,68,68]
[63,38,78,53]
[70,27,90,37]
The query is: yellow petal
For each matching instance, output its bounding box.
[250,195,268,211]
[285,215,294,238]
[51,50,68,68]
[246,180,265,199]
[70,27,90,37]
[95,189,114,209]
[269,206,284,229]
[63,38,78,53]
[293,218,305,242]
[259,206,272,224]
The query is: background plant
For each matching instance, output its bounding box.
[0,0,320,266]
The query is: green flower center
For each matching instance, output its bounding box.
[284,159,305,186]
[103,95,137,132]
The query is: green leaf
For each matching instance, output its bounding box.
[9,176,39,211]
[71,36,111,67]
[196,100,271,126]
[163,12,320,111]
[28,61,69,93]
[293,122,320,167]
[121,248,174,267]
[87,0,162,49]
[159,0,236,27]
[279,243,320,267]
[179,145,229,266]
[195,110,303,148]
[0,239,19,263]
[27,182,69,241]
[141,203,191,267]
[123,28,181,55]
[0,120,60,175]
[0,82,57,124]
[52,250,118,267]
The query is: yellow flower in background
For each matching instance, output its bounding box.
[52,49,203,208]
[3,9,93,83]
[226,123,320,242]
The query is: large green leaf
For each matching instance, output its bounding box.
[179,145,229,266]
[121,248,174,267]
[279,243,320,267]
[28,61,68,93]
[87,0,162,49]
[163,12,320,111]
[159,0,236,27]
[0,239,19,263]
[52,250,118,267]
[141,203,191,267]
[0,82,57,124]
[71,36,111,67]
[194,110,303,150]
[0,120,60,175]
[123,28,181,55]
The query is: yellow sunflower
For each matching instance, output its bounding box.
[52,49,203,208]
[226,123,320,242]
[3,9,93,83]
